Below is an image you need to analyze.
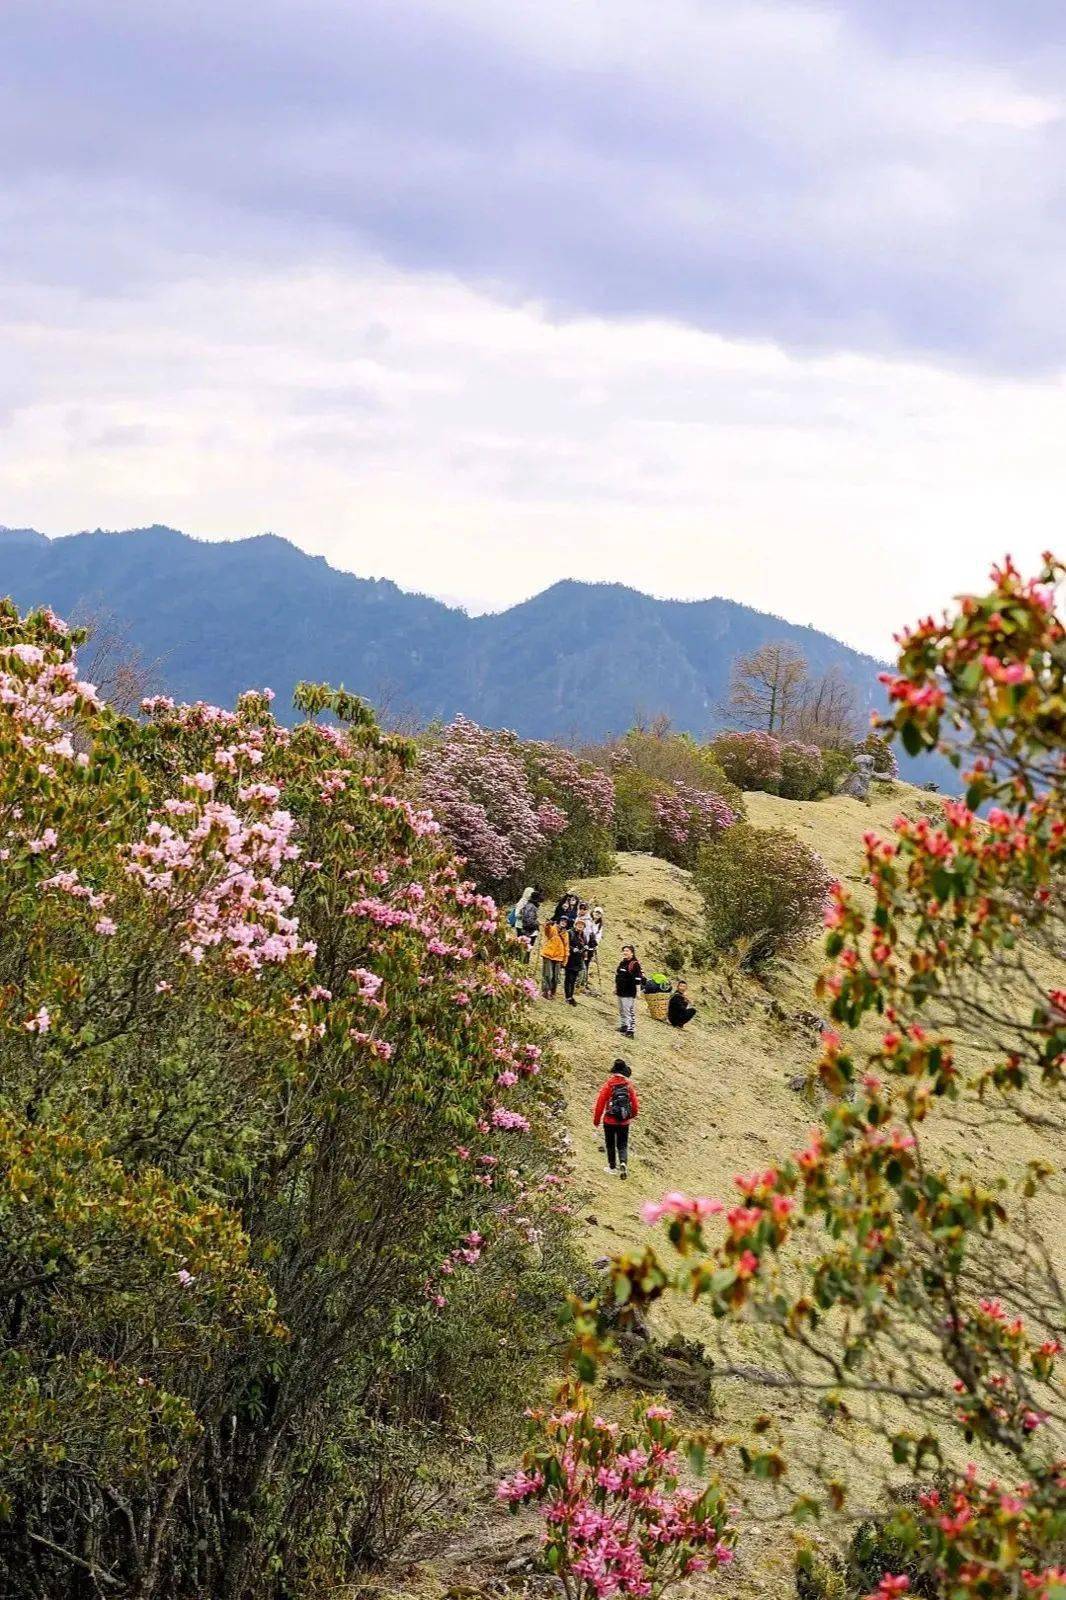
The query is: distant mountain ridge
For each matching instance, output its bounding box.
[0,524,949,783]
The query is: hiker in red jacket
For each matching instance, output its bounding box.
[592,1059,639,1179]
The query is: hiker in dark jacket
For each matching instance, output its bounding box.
[592,1059,639,1178]
[516,889,542,958]
[668,980,696,1030]
[614,945,643,1038]
[553,890,579,925]
[563,919,587,1006]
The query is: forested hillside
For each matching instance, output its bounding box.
[0,524,937,763]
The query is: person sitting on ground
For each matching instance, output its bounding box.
[563,918,587,1006]
[667,979,697,1029]
[614,944,644,1038]
[540,918,567,999]
[592,1058,639,1179]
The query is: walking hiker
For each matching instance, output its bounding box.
[563,919,587,1006]
[668,979,697,1030]
[593,1059,639,1179]
[540,919,567,999]
[614,944,643,1038]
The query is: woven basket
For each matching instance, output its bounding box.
[644,991,670,1022]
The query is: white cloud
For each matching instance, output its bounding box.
[1,260,1062,655]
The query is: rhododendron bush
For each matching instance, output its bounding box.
[0,604,572,1599]
[418,715,614,893]
[709,728,785,793]
[695,821,833,952]
[500,1388,735,1599]
[555,558,1066,1600]
[649,781,736,869]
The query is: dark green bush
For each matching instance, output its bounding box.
[695,823,833,952]
[780,739,823,799]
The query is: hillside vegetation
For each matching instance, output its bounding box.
[398,778,1064,1600]
[1,554,1060,1600]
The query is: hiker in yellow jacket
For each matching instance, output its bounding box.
[540,919,568,999]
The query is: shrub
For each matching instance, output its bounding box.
[817,747,854,795]
[605,726,744,816]
[695,822,833,951]
[795,1541,847,1600]
[651,782,736,868]
[500,1388,736,1599]
[0,606,572,1598]
[779,739,823,800]
[524,740,616,883]
[858,729,899,779]
[418,717,615,896]
[613,767,667,853]
[710,730,783,793]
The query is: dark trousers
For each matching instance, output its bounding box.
[604,1123,630,1169]
[670,1005,696,1029]
[564,964,582,1000]
[541,958,561,996]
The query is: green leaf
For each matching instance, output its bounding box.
[901,719,925,756]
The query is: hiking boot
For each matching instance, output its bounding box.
[619,1162,628,1181]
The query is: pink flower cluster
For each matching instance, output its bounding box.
[125,791,311,970]
[527,742,617,824]
[0,637,101,773]
[419,717,549,884]
[419,717,615,887]
[499,1401,735,1599]
[652,784,735,854]
[642,1192,724,1226]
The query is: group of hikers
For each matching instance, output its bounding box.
[509,884,699,1179]
[510,884,697,1039]
[527,888,606,1005]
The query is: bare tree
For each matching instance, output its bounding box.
[791,664,862,749]
[722,641,808,735]
[73,609,166,715]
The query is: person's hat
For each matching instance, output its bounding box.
[593,905,603,916]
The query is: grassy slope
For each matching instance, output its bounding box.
[398,782,1063,1599]
[558,784,913,1277]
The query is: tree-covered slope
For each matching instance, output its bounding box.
[0,525,949,781]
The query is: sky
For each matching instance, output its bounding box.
[2,1,1064,654]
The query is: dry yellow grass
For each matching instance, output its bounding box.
[557,783,922,1267]
[393,781,1064,1599]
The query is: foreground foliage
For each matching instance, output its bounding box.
[499,1388,735,1600]
[526,556,1066,1600]
[0,607,572,1598]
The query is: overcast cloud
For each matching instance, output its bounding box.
[2,0,1064,651]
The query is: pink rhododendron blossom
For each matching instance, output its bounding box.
[642,1193,724,1225]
